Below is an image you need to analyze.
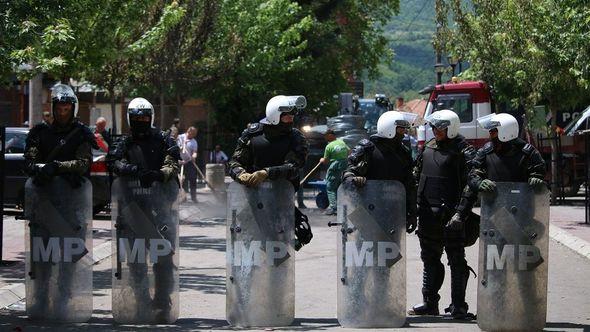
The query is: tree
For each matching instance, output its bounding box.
[440,0,590,202]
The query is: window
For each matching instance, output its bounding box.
[5,132,27,153]
[434,93,473,123]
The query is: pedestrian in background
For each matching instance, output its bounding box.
[320,129,349,215]
[178,126,199,202]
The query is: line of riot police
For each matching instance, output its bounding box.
[22,84,549,330]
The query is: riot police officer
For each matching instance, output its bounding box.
[409,110,477,319]
[229,95,312,250]
[23,83,96,321]
[469,112,546,192]
[25,83,95,186]
[342,110,418,232]
[109,97,180,323]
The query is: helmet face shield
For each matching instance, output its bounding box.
[51,83,78,120]
[376,111,417,138]
[425,113,451,130]
[476,114,499,130]
[263,95,307,125]
[477,113,519,142]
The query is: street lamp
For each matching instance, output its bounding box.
[434,62,446,84]
[447,55,459,77]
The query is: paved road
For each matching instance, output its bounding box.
[0,190,589,331]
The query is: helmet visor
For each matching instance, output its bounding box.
[425,113,451,130]
[395,112,418,128]
[476,114,500,130]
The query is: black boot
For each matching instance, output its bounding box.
[409,294,440,315]
[409,260,444,315]
[445,253,473,319]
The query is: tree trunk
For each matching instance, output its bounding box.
[28,73,43,128]
[549,104,558,204]
[109,88,117,134]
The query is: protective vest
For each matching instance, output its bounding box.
[31,122,94,175]
[485,147,529,182]
[366,138,412,181]
[418,139,463,208]
[123,130,169,171]
[250,126,293,170]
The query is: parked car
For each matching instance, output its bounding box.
[2,127,111,215]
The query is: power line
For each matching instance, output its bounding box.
[404,0,432,32]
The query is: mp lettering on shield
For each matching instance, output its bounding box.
[118,238,173,264]
[232,241,290,267]
[32,236,86,263]
[345,241,401,267]
[486,244,543,271]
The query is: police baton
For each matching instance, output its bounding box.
[300,161,323,186]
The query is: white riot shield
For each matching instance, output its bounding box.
[111,178,180,324]
[477,182,550,331]
[226,180,295,327]
[24,177,93,322]
[336,180,406,328]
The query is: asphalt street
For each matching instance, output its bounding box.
[0,189,589,331]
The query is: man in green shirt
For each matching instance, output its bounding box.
[321,129,350,215]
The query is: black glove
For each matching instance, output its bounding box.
[119,163,139,176]
[266,163,297,180]
[33,162,59,186]
[445,212,464,231]
[406,214,417,234]
[139,170,165,188]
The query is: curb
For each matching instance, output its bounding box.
[549,224,590,260]
[0,240,113,310]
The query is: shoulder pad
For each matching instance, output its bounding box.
[29,123,48,136]
[522,143,535,155]
[246,123,263,135]
[481,141,494,154]
[359,138,375,149]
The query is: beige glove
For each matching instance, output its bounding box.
[237,172,252,185]
[248,170,268,187]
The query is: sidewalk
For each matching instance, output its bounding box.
[0,213,113,308]
[547,205,590,259]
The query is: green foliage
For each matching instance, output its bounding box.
[364,0,438,100]
[442,0,590,111]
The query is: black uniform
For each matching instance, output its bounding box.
[25,121,95,182]
[229,123,308,187]
[413,134,476,316]
[343,135,417,220]
[108,128,179,321]
[229,122,312,248]
[468,138,545,189]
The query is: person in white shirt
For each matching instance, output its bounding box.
[209,144,228,164]
[177,126,199,202]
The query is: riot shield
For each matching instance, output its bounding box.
[336,180,406,328]
[111,177,180,324]
[24,177,93,322]
[477,182,550,331]
[226,180,295,327]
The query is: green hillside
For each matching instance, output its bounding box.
[364,0,437,100]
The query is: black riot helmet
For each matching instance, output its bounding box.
[127,97,154,137]
[51,84,78,125]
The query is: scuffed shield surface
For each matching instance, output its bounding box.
[111,178,180,324]
[336,180,406,328]
[24,177,93,322]
[226,180,295,327]
[478,182,550,331]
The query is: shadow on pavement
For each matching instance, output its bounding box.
[179,269,225,294]
[180,235,225,252]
